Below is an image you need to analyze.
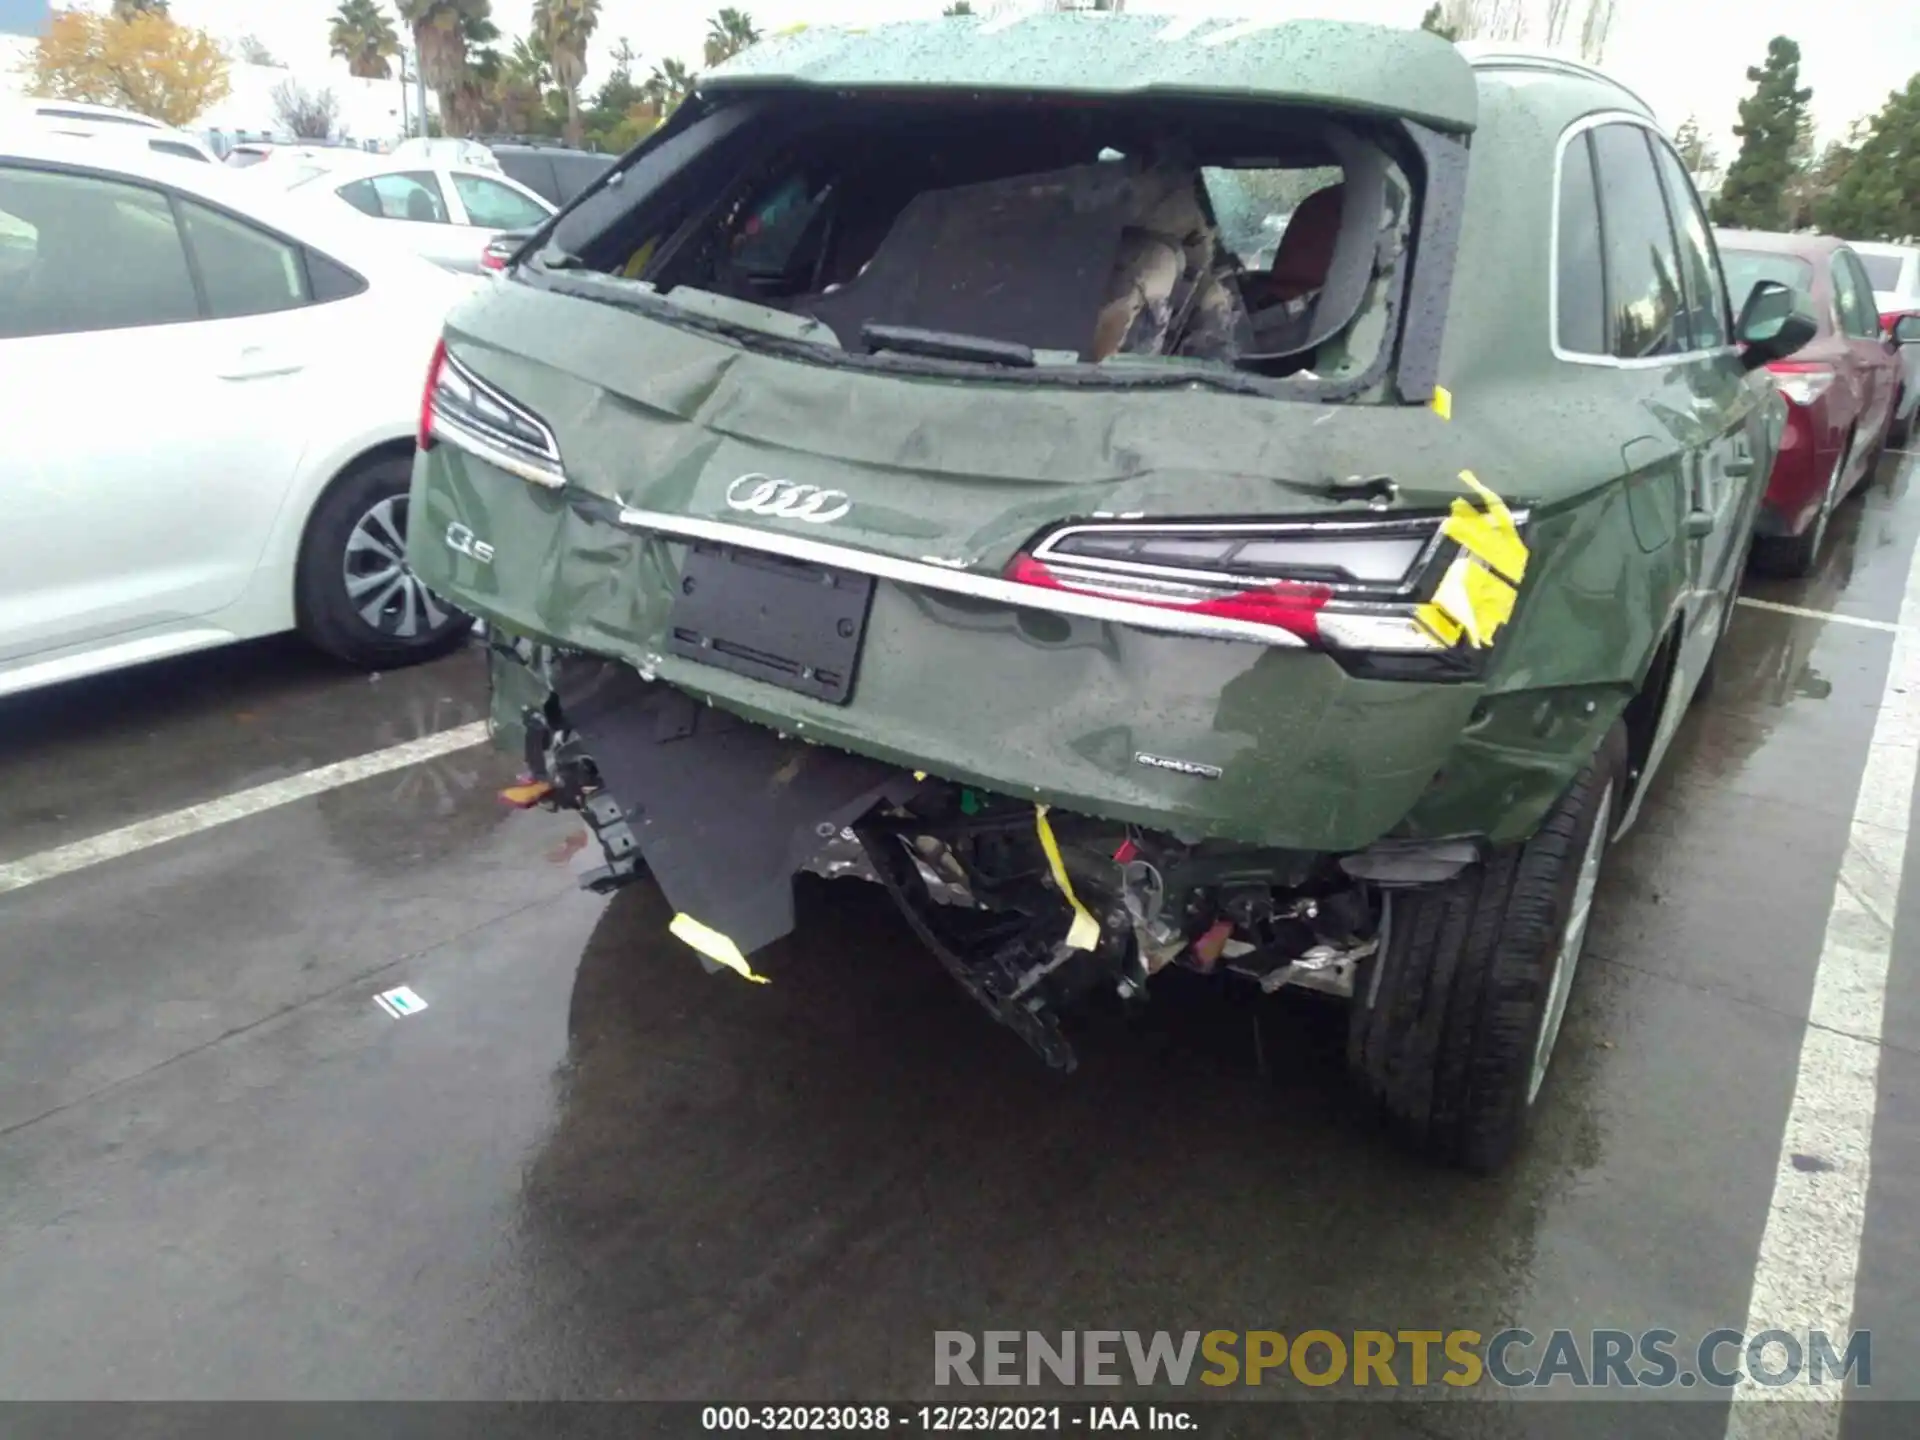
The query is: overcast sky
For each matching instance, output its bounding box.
[156,0,1919,153]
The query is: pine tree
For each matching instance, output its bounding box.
[1819,78,1920,242]
[1711,37,1814,230]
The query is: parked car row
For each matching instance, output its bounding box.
[2,23,1916,1175]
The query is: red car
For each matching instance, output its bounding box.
[1716,230,1902,575]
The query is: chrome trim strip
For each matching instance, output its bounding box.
[1549,111,1738,371]
[612,505,1313,649]
[431,413,568,490]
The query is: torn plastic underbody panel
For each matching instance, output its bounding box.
[503,644,1477,1072]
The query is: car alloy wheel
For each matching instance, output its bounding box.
[343,495,449,640]
[1528,781,1613,1104]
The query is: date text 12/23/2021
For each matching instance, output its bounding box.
[702,1406,1194,1431]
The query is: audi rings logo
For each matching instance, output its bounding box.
[725,474,852,524]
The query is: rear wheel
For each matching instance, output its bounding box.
[1348,723,1626,1172]
[295,454,470,669]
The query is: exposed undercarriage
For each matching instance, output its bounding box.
[508,649,1411,1073]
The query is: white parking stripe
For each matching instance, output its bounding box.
[0,722,490,897]
[1736,597,1907,634]
[1724,537,1920,1433]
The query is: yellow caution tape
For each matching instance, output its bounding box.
[1414,470,1529,649]
[669,912,771,984]
[1443,470,1527,583]
[1033,805,1100,952]
[620,236,659,279]
[1431,385,1453,420]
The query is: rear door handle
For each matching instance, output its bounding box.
[218,346,305,381]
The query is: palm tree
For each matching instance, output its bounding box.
[504,33,554,90]
[641,57,695,120]
[703,8,758,68]
[329,0,402,81]
[395,0,491,136]
[534,0,601,148]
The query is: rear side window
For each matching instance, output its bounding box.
[0,166,199,338]
[305,248,369,303]
[339,171,449,223]
[1648,139,1727,350]
[1832,251,1880,339]
[451,172,551,230]
[1555,133,1606,355]
[1588,123,1686,359]
[177,200,310,319]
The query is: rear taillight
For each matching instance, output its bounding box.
[1769,361,1836,407]
[420,342,567,490]
[419,338,446,450]
[480,246,507,271]
[1006,481,1529,657]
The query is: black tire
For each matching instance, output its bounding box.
[1348,722,1628,1173]
[295,454,470,669]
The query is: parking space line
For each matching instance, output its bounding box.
[0,722,490,897]
[1724,534,1920,1433]
[1735,597,1906,633]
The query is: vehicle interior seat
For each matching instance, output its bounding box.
[1238,181,1344,313]
[406,188,439,223]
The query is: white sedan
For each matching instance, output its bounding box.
[264,152,556,275]
[0,131,474,697]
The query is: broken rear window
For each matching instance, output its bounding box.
[533,94,1431,399]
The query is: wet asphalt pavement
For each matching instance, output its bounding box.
[6,453,1920,1435]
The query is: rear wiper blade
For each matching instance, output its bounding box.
[860,323,1035,369]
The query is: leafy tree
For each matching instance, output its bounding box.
[237,34,281,66]
[1818,79,1920,242]
[109,0,166,18]
[505,32,554,89]
[535,0,600,147]
[330,0,401,80]
[272,79,340,139]
[1671,115,1722,189]
[1712,37,1814,230]
[703,8,758,68]
[24,6,229,127]
[643,56,695,119]
[1419,0,1523,43]
[395,0,492,136]
[943,2,973,14]
[584,36,649,150]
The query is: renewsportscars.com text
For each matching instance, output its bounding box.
[933,1329,1870,1390]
